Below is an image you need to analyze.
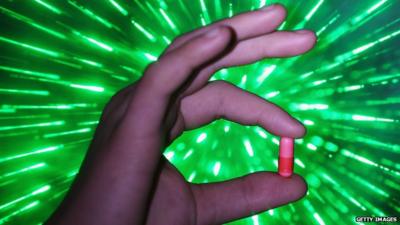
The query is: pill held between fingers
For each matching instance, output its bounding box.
[278,137,294,177]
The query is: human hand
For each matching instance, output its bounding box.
[46,4,316,225]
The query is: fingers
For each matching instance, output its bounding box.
[215,30,317,68]
[191,172,308,225]
[182,30,317,94]
[171,80,305,140]
[166,4,287,52]
[139,26,233,97]
[118,27,233,138]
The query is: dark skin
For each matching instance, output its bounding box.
[46,4,316,225]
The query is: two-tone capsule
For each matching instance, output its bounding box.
[278,137,294,177]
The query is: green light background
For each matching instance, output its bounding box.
[0,0,399,224]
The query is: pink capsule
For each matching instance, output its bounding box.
[278,137,294,177]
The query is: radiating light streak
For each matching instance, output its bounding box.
[0,121,64,132]
[188,172,196,182]
[367,0,389,14]
[159,8,178,33]
[70,84,105,92]
[307,143,317,151]
[68,0,114,29]
[264,91,280,98]
[0,185,50,210]
[0,88,49,96]
[0,7,66,39]
[34,0,62,14]
[0,36,60,57]
[144,53,157,61]
[0,65,60,79]
[316,14,339,36]
[341,149,378,167]
[295,103,329,110]
[305,0,324,21]
[243,139,254,157]
[77,121,99,126]
[213,161,221,176]
[295,158,306,168]
[183,149,193,160]
[73,57,103,67]
[131,20,156,42]
[43,128,91,138]
[109,0,128,16]
[196,133,207,143]
[313,212,326,225]
[352,115,395,122]
[304,120,315,126]
[251,215,260,225]
[0,145,62,163]
[1,163,46,178]
[222,125,230,133]
[0,201,39,224]
[164,151,174,160]
[255,128,267,139]
[259,0,267,8]
[85,37,113,52]
[257,65,276,83]
[199,0,210,23]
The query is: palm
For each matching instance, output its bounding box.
[146,159,197,225]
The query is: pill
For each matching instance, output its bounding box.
[278,137,294,177]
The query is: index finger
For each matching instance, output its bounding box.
[166,4,287,52]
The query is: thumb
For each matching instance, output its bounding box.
[191,172,307,225]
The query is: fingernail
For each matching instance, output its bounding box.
[261,4,278,11]
[206,27,221,38]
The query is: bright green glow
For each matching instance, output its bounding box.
[34,0,62,15]
[0,185,50,210]
[213,161,221,176]
[304,120,315,126]
[305,0,324,21]
[70,84,105,92]
[131,20,156,42]
[0,36,60,57]
[196,133,207,143]
[313,212,326,225]
[144,53,157,61]
[0,65,59,79]
[199,0,210,23]
[257,65,276,83]
[295,158,306,168]
[367,0,388,14]
[341,149,377,166]
[0,201,39,224]
[243,139,254,157]
[307,143,317,151]
[74,57,103,67]
[352,114,395,122]
[251,215,260,225]
[86,37,113,52]
[0,6,66,39]
[0,1,399,224]
[352,42,376,54]
[0,121,64,132]
[159,8,178,33]
[43,128,91,138]
[0,88,49,96]
[109,0,128,16]
[1,163,45,178]
[68,1,114,29]
[259,0,267,8]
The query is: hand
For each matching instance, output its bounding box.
[46,4,316,225]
